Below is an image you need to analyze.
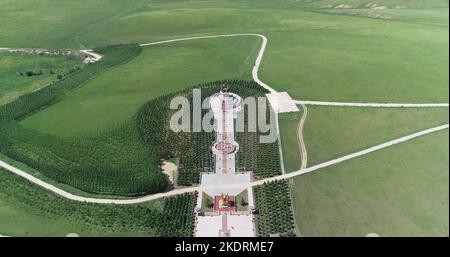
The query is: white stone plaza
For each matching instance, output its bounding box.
[195,85,255,237]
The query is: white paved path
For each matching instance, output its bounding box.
[294,100,449,108]
[4,35,448,107]
[1,124,447,204]
[140,34,276,94]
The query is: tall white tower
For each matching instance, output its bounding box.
[209,85,242,175]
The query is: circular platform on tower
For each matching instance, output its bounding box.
[212,141,239,155]
[209,91,242,113]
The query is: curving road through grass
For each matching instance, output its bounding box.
[0,33,449,205]
[1,123,448,204]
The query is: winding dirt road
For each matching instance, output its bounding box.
[1,124,448,204]
[140,33,277,94]
[297,104,308,169]
[1,33,449,205]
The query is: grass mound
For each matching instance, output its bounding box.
[0,78,281,195]
[0,120,167,196]
[136,79,282,185]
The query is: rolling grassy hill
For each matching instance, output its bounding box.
[1,0,447,103]
[20,36,260,136]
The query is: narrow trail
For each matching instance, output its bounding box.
[294,100,449,108]
[4,34,448,107]
[1,124,447,204]
[140,33,277,94]
[297,104,308,169]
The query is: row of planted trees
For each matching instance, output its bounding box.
[0,170,197,236]
[0,65,282,196]
[254,180,296,237]
[0,44,142,124]
[0,118,168,196]
[0,44,171,196]
[136,79,282,186]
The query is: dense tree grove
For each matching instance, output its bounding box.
[0,44,170,196]
[254,180,296,237]
[136,80,282,186]
[0,120,168,196]
[0,54,281,196]
[0,170,197,236]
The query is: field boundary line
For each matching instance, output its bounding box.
[2,124,447,204]
[294,100,449,108]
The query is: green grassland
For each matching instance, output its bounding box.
[278,106,448,172]
[0,52,81,104]
[318,6,449,25]
[21,36,260,136]
[300,0,449,9]
[0,0,448,236]
[279,107,448,172]
[303,106,448,166]
[291,130,449,236]
[79,3,449,102]
[0,169,197,236]
[279,106,448,171]
[278,111,303,172]
[0,45,169,196]
[1,79,281,195]
[1,0,447,103]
